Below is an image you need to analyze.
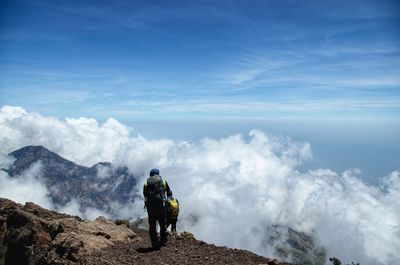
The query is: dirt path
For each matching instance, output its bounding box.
[86,228,290,265]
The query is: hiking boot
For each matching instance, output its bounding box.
[159,238,167,246]
[151,238,159,248]
[152,241,161,249]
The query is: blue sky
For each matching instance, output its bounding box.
[1,0,399,121]
[0,0,399,180]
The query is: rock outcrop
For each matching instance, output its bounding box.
[0,198,136,264]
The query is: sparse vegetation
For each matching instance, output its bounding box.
[329,257,360,265]
[114,219,130,228]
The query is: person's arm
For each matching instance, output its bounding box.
[143,182,147,207]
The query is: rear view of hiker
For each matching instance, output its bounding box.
[143,168,172,248]
[166,196,179,233]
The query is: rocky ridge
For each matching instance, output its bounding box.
[0,197,292,265]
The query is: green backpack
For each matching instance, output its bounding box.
[145,175,167,205]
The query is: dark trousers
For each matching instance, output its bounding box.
[147,206,166,245]
[166,218,177,232]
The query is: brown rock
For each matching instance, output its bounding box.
[0,198,138,265]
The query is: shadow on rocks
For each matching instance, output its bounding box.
[136,246,161,253]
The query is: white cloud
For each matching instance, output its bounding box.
[0,153,15,169]
[0,161,53,210]
[0,105,399,265]
[83,206,111,221]
[94,164,113,179]
[56,198,111,221]
[56,199,81,216]
[0,106,131,166]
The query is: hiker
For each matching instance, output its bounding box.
[143,168,172,247]
[166,196,179,232]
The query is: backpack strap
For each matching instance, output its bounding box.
[162,180,167,190]
[159,176,167,205]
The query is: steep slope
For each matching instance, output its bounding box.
[131,218,326,265]
[4,146,139,217]
[87,229,291,265]
[0,198,291,265]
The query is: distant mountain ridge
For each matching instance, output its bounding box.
[3,145,139,218]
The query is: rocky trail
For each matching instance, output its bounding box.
[86,228,290,265]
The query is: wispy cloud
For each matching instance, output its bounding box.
[218,58,293,86]
[312,46,400,57]
[99,97,400,118]
[333,77,400,88]
[21,0,149,31]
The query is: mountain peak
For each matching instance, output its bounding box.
[7,145,74,177]
[10,145,52,155]
[9,145,64,163]
[5,146,138,217]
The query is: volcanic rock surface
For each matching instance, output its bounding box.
[0,198,292,265]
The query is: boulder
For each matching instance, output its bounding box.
[0,198,137,265]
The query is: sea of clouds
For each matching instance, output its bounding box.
[0,105,399,265]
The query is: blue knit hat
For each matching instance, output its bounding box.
[150,168,159,176]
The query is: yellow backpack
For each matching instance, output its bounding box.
[169,198,179,219]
